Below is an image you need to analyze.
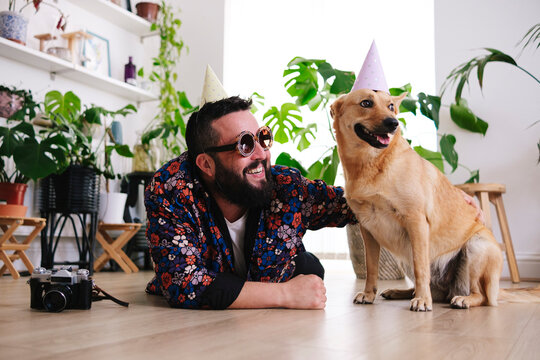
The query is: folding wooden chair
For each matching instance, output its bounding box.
[94,222,142,273]
[0,216,46,279]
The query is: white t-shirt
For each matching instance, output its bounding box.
[225,212,248,278]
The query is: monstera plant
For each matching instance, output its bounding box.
[257,57,483,185]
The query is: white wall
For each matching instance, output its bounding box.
[435,0,540,279]
[172,0,225,105]
[4,0,539,280]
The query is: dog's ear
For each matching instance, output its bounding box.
[330,96,344,120]
[391,92,407,115]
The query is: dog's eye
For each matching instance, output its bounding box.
[389,104,395,111]
[360,100,373,108]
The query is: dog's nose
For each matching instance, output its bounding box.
[383,117,399,131]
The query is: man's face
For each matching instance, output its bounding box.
[210,110,274,207]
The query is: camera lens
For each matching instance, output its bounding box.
[43,286,72,312]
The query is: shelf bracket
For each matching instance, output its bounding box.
[49,72,56,81]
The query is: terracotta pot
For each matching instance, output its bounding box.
[136,2,160,23]
[0,204,27,217]
[0,11,28,45]
[0,182,28,205]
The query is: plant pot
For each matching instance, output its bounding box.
[132,144,157,172]
[39,165,100,214]
[0,182,28,205]
[99,192,127,223]
[0,204,27,217]
[0,11,28,45]
[0,90,23,119]
[346,223,404,280]
[135,2,160,23]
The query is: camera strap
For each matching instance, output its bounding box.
[92,285,129,307]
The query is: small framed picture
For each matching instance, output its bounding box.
[82,31,111,77]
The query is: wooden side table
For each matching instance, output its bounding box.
[0,216,46,279]
[456,183,520,283]
[94,222,142,274]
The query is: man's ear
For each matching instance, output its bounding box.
[392,92,407,115]
[195,153,215,178]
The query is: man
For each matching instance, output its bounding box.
[145,96,356,309]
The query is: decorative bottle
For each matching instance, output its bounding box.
[124,56,137,86]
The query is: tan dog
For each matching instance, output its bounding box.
[330,89,504,311]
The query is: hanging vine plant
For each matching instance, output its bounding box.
[137,0,197,166]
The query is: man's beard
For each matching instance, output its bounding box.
[213,157,274,208]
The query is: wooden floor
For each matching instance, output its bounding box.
[1,260,539,360]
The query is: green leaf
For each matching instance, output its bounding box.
[389,84,412,96]
[400,98,417,115]
[0,122,35,157]
[317,61,334,82]
[320,147,340,185]
[141,127,164,144]
[82,107,102,125]
[439,134,458,172]
[449,100,489,135]
[307,160,324,180]
[414,146,444,172]
[284,59,320,106]
[294,123,317,151]
[275,152,307,176]
[465,169,480,183]
[178,91,193,110]
[44,90,81,123]
[263,103,302,144]
[330,69,355,95]
[113,144,134,158]
[13,136,67,180]
[305,147,340,185]
[417,93,441,128]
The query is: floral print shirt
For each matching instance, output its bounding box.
[145,152,356,309]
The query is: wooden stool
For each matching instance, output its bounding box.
[94,222,142,274]
[0,216,46,279]
[456,183,520,283]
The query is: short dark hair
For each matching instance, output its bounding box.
[186,96,253,162]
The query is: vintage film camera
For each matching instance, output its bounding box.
[29,267,93,312]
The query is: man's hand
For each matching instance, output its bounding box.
[229,274,326,309]
[459,189,485,224]
[282,274,327,309]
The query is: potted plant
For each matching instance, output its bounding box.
[37,89,136,269]
[1,0,67,45]
[135,1,197,171]
[0,85,62,217]
[38,89,136,215]
[134,0,160,23]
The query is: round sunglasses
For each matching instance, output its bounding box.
[204,126,273,157]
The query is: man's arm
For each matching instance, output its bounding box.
[228,274,327,309]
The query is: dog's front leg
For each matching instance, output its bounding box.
[407,217,432,311]
[353,227,380,304]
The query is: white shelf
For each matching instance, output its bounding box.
[67,0,156,37]
[0,37,158,103]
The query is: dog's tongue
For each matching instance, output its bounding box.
[376,134,390,145]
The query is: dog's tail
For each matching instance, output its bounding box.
[498,286,540,303]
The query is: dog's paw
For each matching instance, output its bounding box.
[353,292,376,304]
[450,296,470,309]
[381,288,414,300]
[409,297,432,312]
